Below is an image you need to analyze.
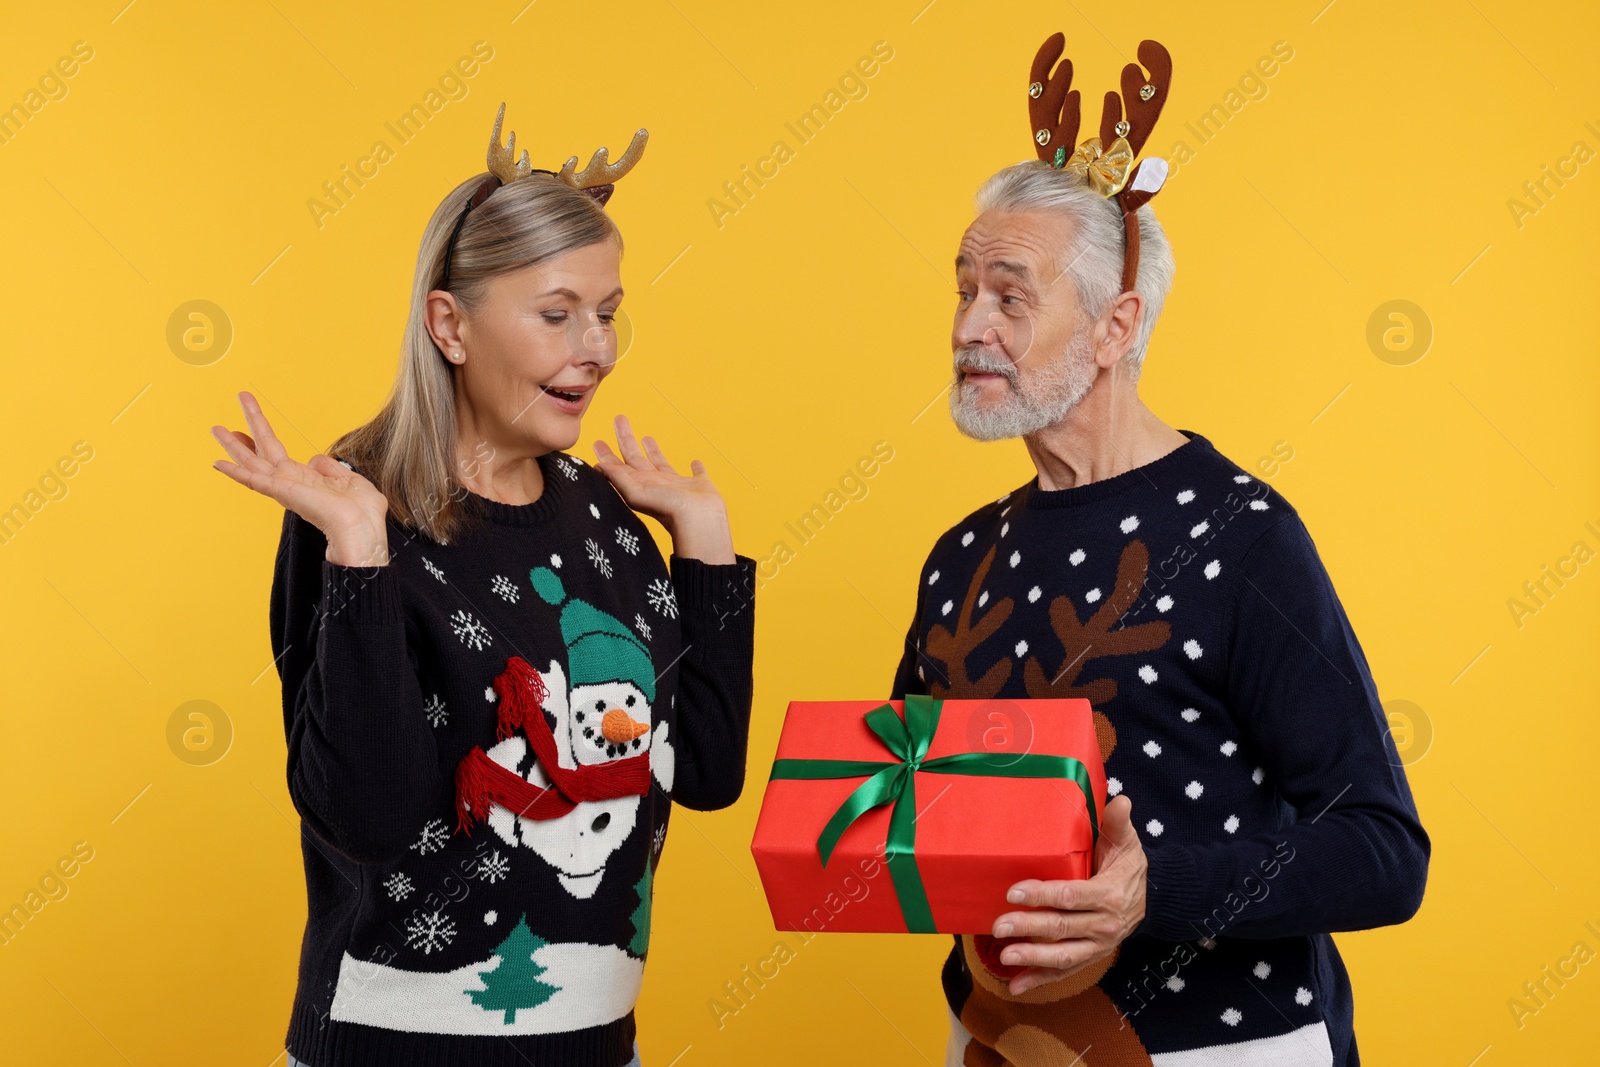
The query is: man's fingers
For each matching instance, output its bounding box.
[1102,793,1138,846]
[1005,878,1098,911]
[997,938,1096,973]
[993,907,1103,943]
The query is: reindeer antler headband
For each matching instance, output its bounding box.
[438,102,649,290]
[1026,34,1172,293]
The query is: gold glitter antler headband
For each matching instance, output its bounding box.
[439,102,649,290]
[1026,34,1172,293]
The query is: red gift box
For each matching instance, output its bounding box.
[750,695,1106,935]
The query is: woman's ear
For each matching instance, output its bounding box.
[1096,290,1145,369]
[424,289,466,358]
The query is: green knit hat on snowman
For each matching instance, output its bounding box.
[529,566,656,703]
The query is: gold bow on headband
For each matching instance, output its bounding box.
[1058,136,1134,197]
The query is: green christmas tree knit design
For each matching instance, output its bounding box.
[629,860,652,959]
[469,915,560,1023]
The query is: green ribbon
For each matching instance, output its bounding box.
[768,695,1098,933]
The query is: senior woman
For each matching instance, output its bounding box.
[209,105,755,1067]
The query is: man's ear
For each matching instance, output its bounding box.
[1094,290,1145,369]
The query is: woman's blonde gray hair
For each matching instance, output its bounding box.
[327,173,621,544]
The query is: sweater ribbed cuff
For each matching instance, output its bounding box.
[1138,844,1204,943]
[319,559,404,627]
[670,554,757,635]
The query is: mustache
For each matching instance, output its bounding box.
[953,346,1017,383]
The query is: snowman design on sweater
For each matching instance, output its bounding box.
[474,565,675,900]
[326,563,673,1036]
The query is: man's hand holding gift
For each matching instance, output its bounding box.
[990,794,1148,996]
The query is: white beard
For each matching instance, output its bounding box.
[949,323,1097,441]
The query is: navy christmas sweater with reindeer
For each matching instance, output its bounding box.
[269,450,755,1067]
[891,431,1428,1067]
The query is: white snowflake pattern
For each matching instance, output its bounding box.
[1157,595,1174,612]
[615,527,641,555]
[1252,961,1272,980]
[450,609,492,651]
[1028,586,1042,603]
[940,600,953,616]
[554,456,580,481]
[1145,819,1165,837]
[550,553,563,569]
[1190,521,1211,538]
[1120,515,1140,533]
[1252,767,1265,785]
[1143,740,1163,757]
[1185,780,1204,799]
[477,849,510,884]
[647,577,678,618]
[423,694,448,728]
[491,574,519,602]
[961,531,975,547]
[634,614,652,641]
[978,591,990,607]
[1224,814,1241,834]
[1085,588,1103,604]
[1204,559,1222,580]
[1184,639,1204,660]
[1009,550,1021,568]
[653,824,667,855]
[1176,489,1195,504]
[404,908,457,955]
[1250,500,1270,511]
[1107,777,1123,796]
[1181,708,1201,722]
[484,910,498,925]
[1069,549,1086,566]
[1221,1008,1242,1027]
[585,538,613,578]
[422,556,446,583]
[1014,640,1029,657]
[1167,976,1186,992]
[383,871,414,901]
[1138,664,1159,684]
[410,818,450,855]
[928,570,941,585]
[589,503,601,519]
[1233,475,1252,484]
[1295,987,1314,1006]
[1000,522,1010,537]
[1220,740,1237,756]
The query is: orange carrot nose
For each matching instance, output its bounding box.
[600,708,649,744]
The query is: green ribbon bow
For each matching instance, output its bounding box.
[768,695,1098,933]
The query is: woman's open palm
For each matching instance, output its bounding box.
[211,391,389,557]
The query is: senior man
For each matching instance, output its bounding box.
[889,33,1428,1067]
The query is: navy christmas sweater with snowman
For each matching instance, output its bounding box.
[890,430,1428,1067]
[268,450,755,1067]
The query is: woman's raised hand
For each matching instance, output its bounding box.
[211,391,391,566]
[593,415,734,565]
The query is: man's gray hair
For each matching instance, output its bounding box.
[974,161,1175,380]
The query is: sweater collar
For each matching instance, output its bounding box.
[460,451,569,527]
[1023,429,1211,510]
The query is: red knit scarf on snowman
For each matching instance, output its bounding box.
[453,655,652,836]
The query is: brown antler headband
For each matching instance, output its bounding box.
[1027,34,1172,293]
[439,102,649,291]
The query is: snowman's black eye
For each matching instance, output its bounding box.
[625,694,636,707]
[595,700,606,712]
[575,711,585,722]
[582,727,593,738]
[591,812,611,832]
